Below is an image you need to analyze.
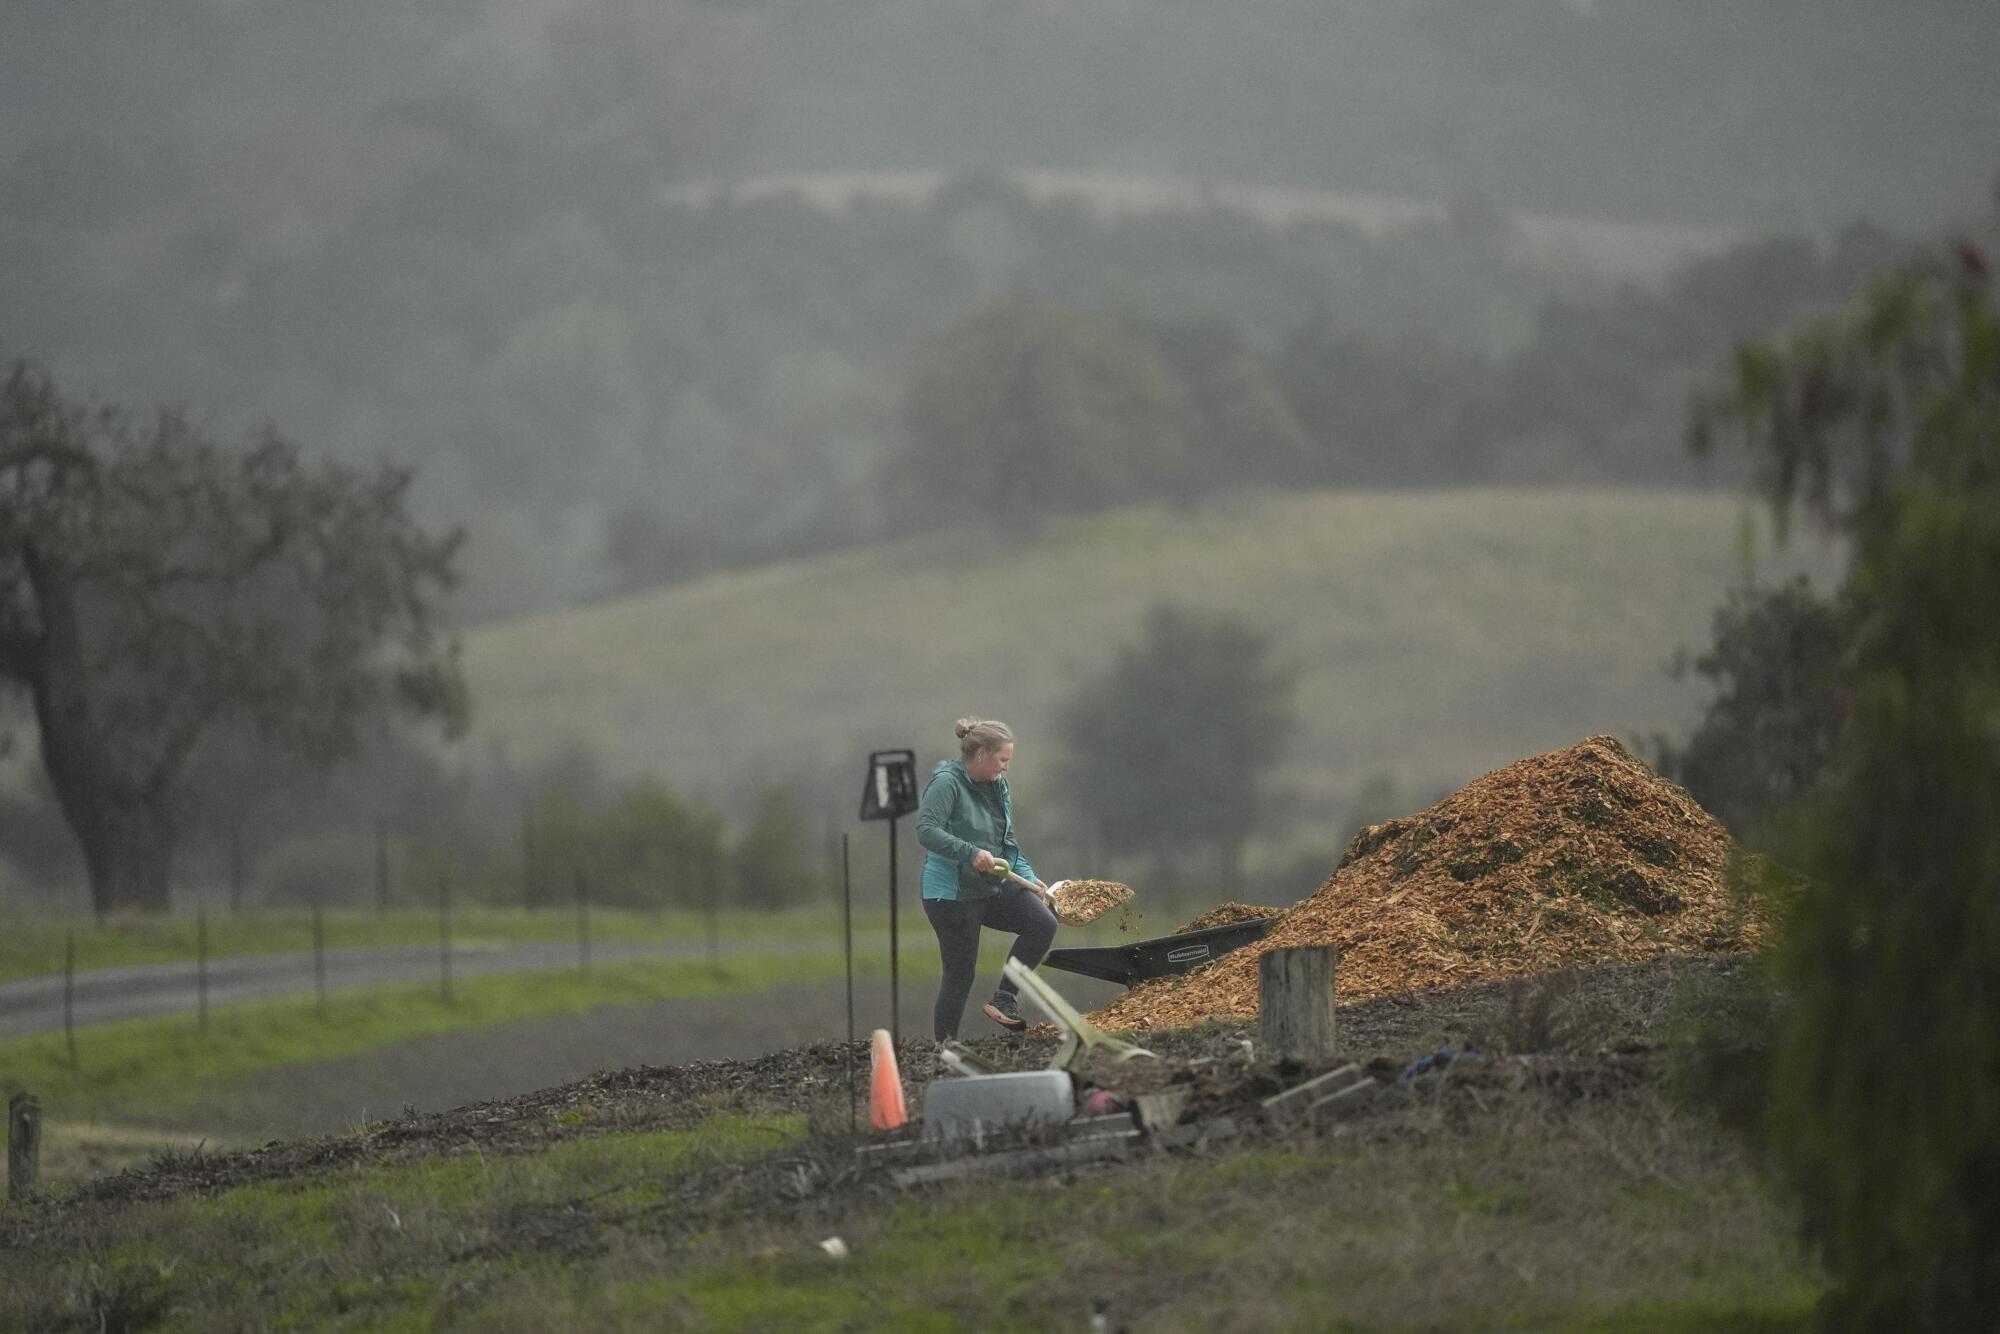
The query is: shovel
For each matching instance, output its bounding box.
[984,861,1049,897]
[983,861,1132,926]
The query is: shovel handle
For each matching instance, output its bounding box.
[1003,869,1052,901]
[978,854,1049,901]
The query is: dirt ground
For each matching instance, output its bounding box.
[7,953,1747,1227]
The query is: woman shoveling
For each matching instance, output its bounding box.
[915,717,1057,1037]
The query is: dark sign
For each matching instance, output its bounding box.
[858,749,919,821]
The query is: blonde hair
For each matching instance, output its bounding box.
[955,717,1014,759]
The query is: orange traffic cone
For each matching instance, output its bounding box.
[869,1028,908,1131]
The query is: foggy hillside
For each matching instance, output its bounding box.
[8,1,1987,617]
[6,2,1994,224]
[1,0,1991,903]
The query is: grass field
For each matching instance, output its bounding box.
[463,487,1836,858]
[0,1098,1815,1332]
[0,901,1159,986]
[0,957,1819,1330]
[0,905,848,985]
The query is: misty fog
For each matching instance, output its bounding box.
[1,0,1990,909]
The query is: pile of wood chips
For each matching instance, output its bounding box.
[1090,736,1762,1031]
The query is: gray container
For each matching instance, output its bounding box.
[922,1070,1076,1141]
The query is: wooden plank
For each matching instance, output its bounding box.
[890,1132,1136,1188]
[1261,1062,1363,1125]
[858,1111,1136,1166]
[1067,1112,1140,1139]
[1148,1116,1243,1151]
[1132,1089,1190,1133]
[1306,1077,1380,1122]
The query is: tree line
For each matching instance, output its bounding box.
[889,219,1909,524]
[5,109,1914,616]
[0,358,836,918]
[1656,208,2000,1330]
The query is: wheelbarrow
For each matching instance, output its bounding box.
[1040,916,1278,988]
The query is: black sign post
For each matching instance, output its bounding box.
[841,832,855,1133]
[859,749,919,1050]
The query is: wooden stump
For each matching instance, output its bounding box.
[1258,947,1339,1065]
[8,1091,40,1201]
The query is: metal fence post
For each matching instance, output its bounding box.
[439,868,453,1004]
[375,818,390,917]
[313,900,327,1015]
[887,815,900,1052]
[228,827,244,916]
[842,832,855,1134]
[196,906,209,1035]
[62,933,76,1068]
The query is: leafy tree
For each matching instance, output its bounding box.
[0,361,466,914]
[731,786,823,909]
[1140,312,1312,486]
[1649,576,1846,835]
[1691,225,1999,1329]
[1277,317,1490,483]
[1057,604,1295,893]
[898,295,1195,519]
[526,778,725,911]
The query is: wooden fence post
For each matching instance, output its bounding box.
[8,1092,40,1201]
[1258,946,1339,1065]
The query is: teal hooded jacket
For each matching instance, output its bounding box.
[915,758,1039,901]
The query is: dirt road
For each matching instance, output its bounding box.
[169,971,1120,1138]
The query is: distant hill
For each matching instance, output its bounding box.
[663,169,1742,284]
[461,487,1834,864]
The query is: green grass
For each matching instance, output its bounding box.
[3,1115,803,1334]
[0,948,921,1122]
[634,1119,1816,1332]
[0,905,847,985]
[464,487,1837,851]
[26,1122,219,1196]
[1,1098,1819,1332]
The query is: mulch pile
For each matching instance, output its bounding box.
[1090,736,1760,1031]
[1174,901,1284,934]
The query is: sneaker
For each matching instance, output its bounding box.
[982,991,1027,1033]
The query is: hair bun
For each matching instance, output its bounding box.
[954,717,977,739]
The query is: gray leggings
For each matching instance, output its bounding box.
[922,885,1059,1040]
